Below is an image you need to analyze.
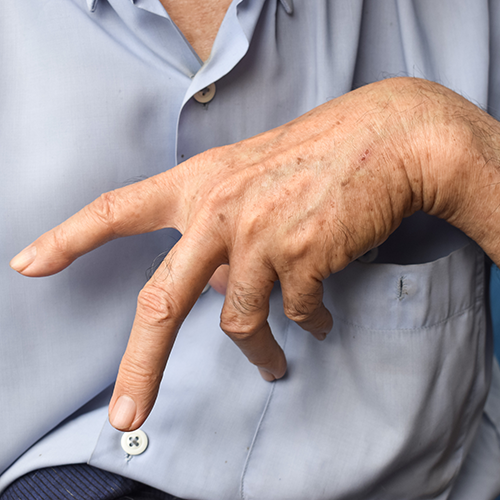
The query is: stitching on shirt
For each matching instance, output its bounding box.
[239,319,291,500]
[445,301,486,486]
[331,298,483,333]
[396,275,408,300]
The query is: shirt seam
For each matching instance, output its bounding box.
[330,297,483,333]
[239,319,291,500]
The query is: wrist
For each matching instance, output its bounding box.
[402,78,500,265]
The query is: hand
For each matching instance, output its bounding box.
[208,264,230,295]
[10,77,500,431]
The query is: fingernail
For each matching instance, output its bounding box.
[10,246,37,273]
[258,367,277,382]
[110,395,136,430]
[317,331,327,341]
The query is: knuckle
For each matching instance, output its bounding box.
[192,179,237,234]
[284,308,313,324]
[47,226,70,255]
[274,242,310,273]
[136,285,182,326]
[119,356,163,394]
[204,178,236,210]
[230,284,265,315]
[87,191,119,233]
[220,310,262,340]
[283,295,321,323]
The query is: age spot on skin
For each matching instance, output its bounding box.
[218,213,226,223]
[360,149,370,162]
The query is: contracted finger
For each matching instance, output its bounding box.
[109,230,222,431]
[208,264,230,295]
[10,171,183,277]
[279,271,333,341]
[220,259,286,381]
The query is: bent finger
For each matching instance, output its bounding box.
[280,271,333,341]
[10,171,183,277]
[208,264,230,295]
[109,230,221,431]
[220,259,286,381]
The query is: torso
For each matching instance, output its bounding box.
[159,0,233,61]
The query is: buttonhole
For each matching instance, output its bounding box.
[397,276,408,300]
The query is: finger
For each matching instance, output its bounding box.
[10,172,182,277]
[208,264,230,295]
[220,259,286,381]
[279,271,333,341]
[108,231,221,431]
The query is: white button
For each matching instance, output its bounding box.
[193,83,216,103]
[202,283,211,294]
[121,429,148,456]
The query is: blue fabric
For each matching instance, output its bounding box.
[492,266,500,500]
[491,265,500,364]
[0,464,177,500]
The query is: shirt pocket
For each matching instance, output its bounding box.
[241,242,489,500]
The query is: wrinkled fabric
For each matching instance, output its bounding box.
[1,463,179,500]
[1,1,500,499]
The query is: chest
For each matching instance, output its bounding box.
[159,0,233,61]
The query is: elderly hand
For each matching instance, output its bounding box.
[10,77,500,431]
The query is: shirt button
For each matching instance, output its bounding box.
[193,83,216,103]
[121,429,149,456]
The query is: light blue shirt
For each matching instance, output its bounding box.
[1,1,500,498]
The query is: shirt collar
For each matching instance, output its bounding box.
[86,0,98,11]
[86,0,293,15]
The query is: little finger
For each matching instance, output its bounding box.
[279,272,333,341]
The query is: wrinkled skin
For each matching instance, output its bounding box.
[10,77,500,431]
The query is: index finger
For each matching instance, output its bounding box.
[10,172,183,277]
[109,228,222,431]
